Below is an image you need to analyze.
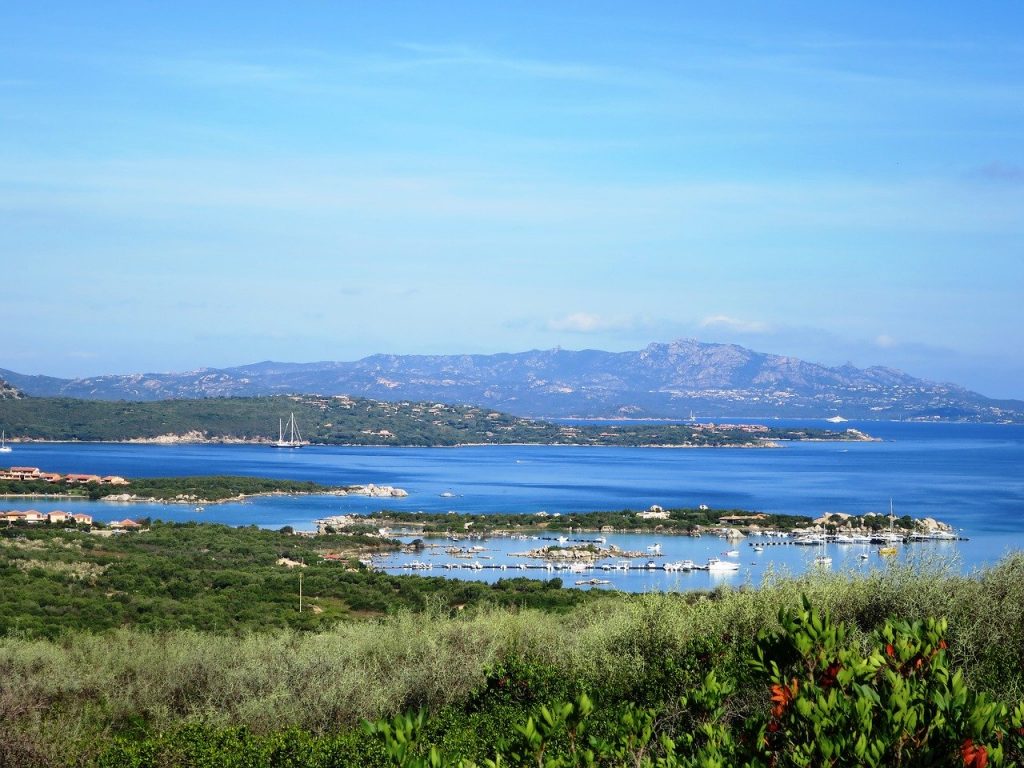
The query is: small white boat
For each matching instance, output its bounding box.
[647,543,662,554]
[813,555,833,566]
[707,557,739,573]
[752,545,765,553]
[0,430,11,453]
[723,549,740,558]
[859,553,870,560]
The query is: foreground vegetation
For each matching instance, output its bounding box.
[0,523,603,638]
[2,521,1024,765]
[0,393,865,446]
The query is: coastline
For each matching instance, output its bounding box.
[0,484,408,507]
[0,434,872,449]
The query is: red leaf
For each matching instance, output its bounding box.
[962,739,989,768]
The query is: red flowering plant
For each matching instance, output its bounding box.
[746,595,1022,767]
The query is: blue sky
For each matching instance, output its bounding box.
[2,2,1023,397]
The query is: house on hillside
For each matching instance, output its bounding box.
[108,518,142,530]
[4,467,42,480]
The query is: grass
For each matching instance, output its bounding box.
[3,554,1024,765]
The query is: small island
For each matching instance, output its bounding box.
[0,468,407,505]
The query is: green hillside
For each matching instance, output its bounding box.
[0,393,865,446]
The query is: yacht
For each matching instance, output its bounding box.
[793,534,826,546]
[0,430,11,453]
[274,413,303,448]
[706,557,739,573]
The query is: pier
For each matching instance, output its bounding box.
[375,560,717,573]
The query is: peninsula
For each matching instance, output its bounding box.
[323,506,953,539]
[0,392,872,447]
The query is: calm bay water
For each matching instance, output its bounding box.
[4,421,1023,590]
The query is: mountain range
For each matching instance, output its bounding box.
[2,339,1021,422]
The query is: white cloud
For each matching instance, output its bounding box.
[547,312,634,333]
[699,315,771,333]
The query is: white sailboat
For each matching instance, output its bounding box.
[813,539,832,566]
[274,413,303,448]
[878,499,900,556]
[0,430,11,453]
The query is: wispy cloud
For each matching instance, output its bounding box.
[547,312,640,333]
[152,56,306,88]
[700,315,771,333]
[392,42,627,84]
[968,162,1024,184]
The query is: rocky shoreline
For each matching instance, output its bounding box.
[0,483,409,506]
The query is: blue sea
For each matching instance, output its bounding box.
[4,421,1023,591]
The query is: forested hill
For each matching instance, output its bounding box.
[0,393,865,446]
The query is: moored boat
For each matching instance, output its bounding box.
[274,413,304,448]
[706,557,739,572]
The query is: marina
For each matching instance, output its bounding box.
[359,524,976,589]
